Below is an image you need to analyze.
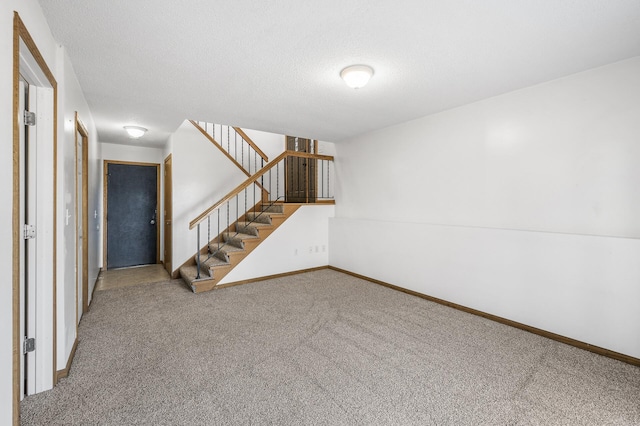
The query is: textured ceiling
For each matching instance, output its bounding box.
[39,0,640,147]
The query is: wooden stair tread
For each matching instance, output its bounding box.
[222,232,258,240]
[210,244,244,254]
[180,265,213,282]
[236,221,272,228]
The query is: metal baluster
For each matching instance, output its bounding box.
[260,163,264,203]
[322,160,329,198]
[207,216,211,254]
[328,161,330,198]
[323,160,327,198]
[196,224,201,279]
[298,156,302,202]
[227,126,230,154]
[217,209,220,251]
[269,168,272,202]
[321,159,324,198]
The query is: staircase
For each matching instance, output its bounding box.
[179,202,300,293]
[176,127,335,293]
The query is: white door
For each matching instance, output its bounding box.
[17,32,56,399]
[19,77,38,397]
[77,129,84,323]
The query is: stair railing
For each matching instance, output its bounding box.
[190,120,268,176]
[189,150,335,279]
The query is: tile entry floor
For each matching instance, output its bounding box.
[95,264,171,292]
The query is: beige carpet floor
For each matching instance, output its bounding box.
[20,269,640,425]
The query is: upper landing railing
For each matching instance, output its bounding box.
[190,120,268,176]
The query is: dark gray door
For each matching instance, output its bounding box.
[106,163,158,269]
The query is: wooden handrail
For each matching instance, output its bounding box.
[189,150,334,229]
[233,127,269,162]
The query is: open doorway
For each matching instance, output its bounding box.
[13,12,58,418]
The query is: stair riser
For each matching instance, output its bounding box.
[236,224,259,236]
[261,204,284,214]
[219,236,245,249]
[245,212,272,224]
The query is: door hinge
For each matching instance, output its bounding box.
[23,337,35,354]
[23,224,36,239]
[24,110,36,126]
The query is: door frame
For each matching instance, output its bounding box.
[13,12,58,423]
[163,154,173,275]
[103,160,161,270]
[75,113,89,321]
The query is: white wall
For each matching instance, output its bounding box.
[242,127,337,159]
[220,205,334,284]
[0,1,99,423]
[88,126,102,291]
[0,15,14,420]
[242,128,285,161]
[330,56,640,359]
[171,121,249,273]
[58,47,100,370]
[101,142,166,164]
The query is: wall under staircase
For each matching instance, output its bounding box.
[216,204,334,285]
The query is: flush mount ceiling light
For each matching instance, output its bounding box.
[124,125,147,139]
[340,65,374,89]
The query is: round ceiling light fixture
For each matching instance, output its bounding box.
[124,125,147,139]
[340,65,374,89]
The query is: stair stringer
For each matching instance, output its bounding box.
[187,204,301,293]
